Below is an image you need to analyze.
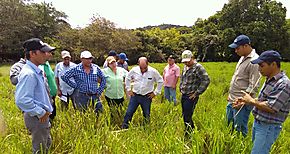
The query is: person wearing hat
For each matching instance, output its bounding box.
[122,57,163,129]
[103,50,118,68]
[233,50,290,154]
[227,34,260,136]
[179,50,210,137]
[117,52,129,71]
[61,50,106,113]
[15,38,55,153]
[163,55,180,105]
[102,56,128,124]
[38,43,58,121]
[54,51,77,110]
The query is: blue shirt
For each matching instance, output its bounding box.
[15,60,53,118]
[61,63,106,95]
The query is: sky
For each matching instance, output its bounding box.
[33,0,290,29]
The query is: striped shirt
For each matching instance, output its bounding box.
[9,58,26,85]
[61,63,106,96]
[180,62,210,95]
[253,72,290,124]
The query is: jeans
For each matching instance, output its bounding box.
[74,89,103,113]
[164,86,177,105]
[251,119,282,154]
[122,94,152,129]
[181,94,199,135]
[226,102,253,136]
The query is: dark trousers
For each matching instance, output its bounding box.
[49,96,56,121]
[60,92,76,110]
[181,94,199,136]
[105,96,124,125]
[122,94,152,129]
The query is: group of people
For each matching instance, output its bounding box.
[9,34,290,154]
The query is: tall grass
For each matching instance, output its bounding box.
[0,62,290,153]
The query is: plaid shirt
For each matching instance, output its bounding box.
[253,72,290,124]
[180,63,210,95]
[61,63,106,96]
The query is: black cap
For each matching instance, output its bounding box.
[23,38,55,52]
[108,50,118,56]
[251,50,282,64]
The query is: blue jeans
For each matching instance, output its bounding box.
[122,94,152,129]
[74,89,103,113]
[226,102,252,136]
[181,94,199,135]
[164,86,177,105]
[251,119,282,154]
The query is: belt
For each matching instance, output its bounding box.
[80,92,97,96]
[133,92,153,97]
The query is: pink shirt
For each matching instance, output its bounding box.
[163,64,180,87]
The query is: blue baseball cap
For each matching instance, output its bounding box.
[251,50,282,64]
[119,52,128,61]
[229,35,251,49]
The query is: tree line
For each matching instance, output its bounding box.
[1,0,289,65]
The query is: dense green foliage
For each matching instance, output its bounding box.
[0,0,289,64]
[0,62,290,153]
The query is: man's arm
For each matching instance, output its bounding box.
[96,67,106,96]
[61,67,77,89]
[196,64,210,95]
[15,74,47,118]
[153,69,164,95]
[246,63,261,94]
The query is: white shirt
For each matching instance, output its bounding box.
[54,62,77,95]
[125,66,163,95]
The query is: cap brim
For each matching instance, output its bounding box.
[251,58,263,64]
[62,55,71,58]
[40,46,56,52]
[229,43,238,49]
[181,58,191,62]
[81,56,94,58]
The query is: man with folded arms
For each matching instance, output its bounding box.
[61,51,106,113]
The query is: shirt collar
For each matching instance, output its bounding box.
[267,71,284,83]
[26,60,42,74]
[245,49,256,58]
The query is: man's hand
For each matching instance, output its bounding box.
[57,89,62,97]
[240,91,255,105]
[128,90,135,96]
[39,112,51,123]
[232,98,245,109]
[189,92,197,100]
[148,92,156,99]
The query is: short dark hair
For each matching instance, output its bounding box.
[265,60,281,68]
[25,50,37,60]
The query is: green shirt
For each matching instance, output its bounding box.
[40,61,58,97]
[103,67,128,99]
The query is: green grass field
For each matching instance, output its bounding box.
[0,62,290,154]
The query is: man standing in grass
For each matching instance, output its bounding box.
[180,50,210,137]
[15,38,55,153]
[122,57,163,129]
[61,50,106,113]
[234,50,290,154]
[163,55,180,105]
[55,50,77,110]
[227,35,260,136]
